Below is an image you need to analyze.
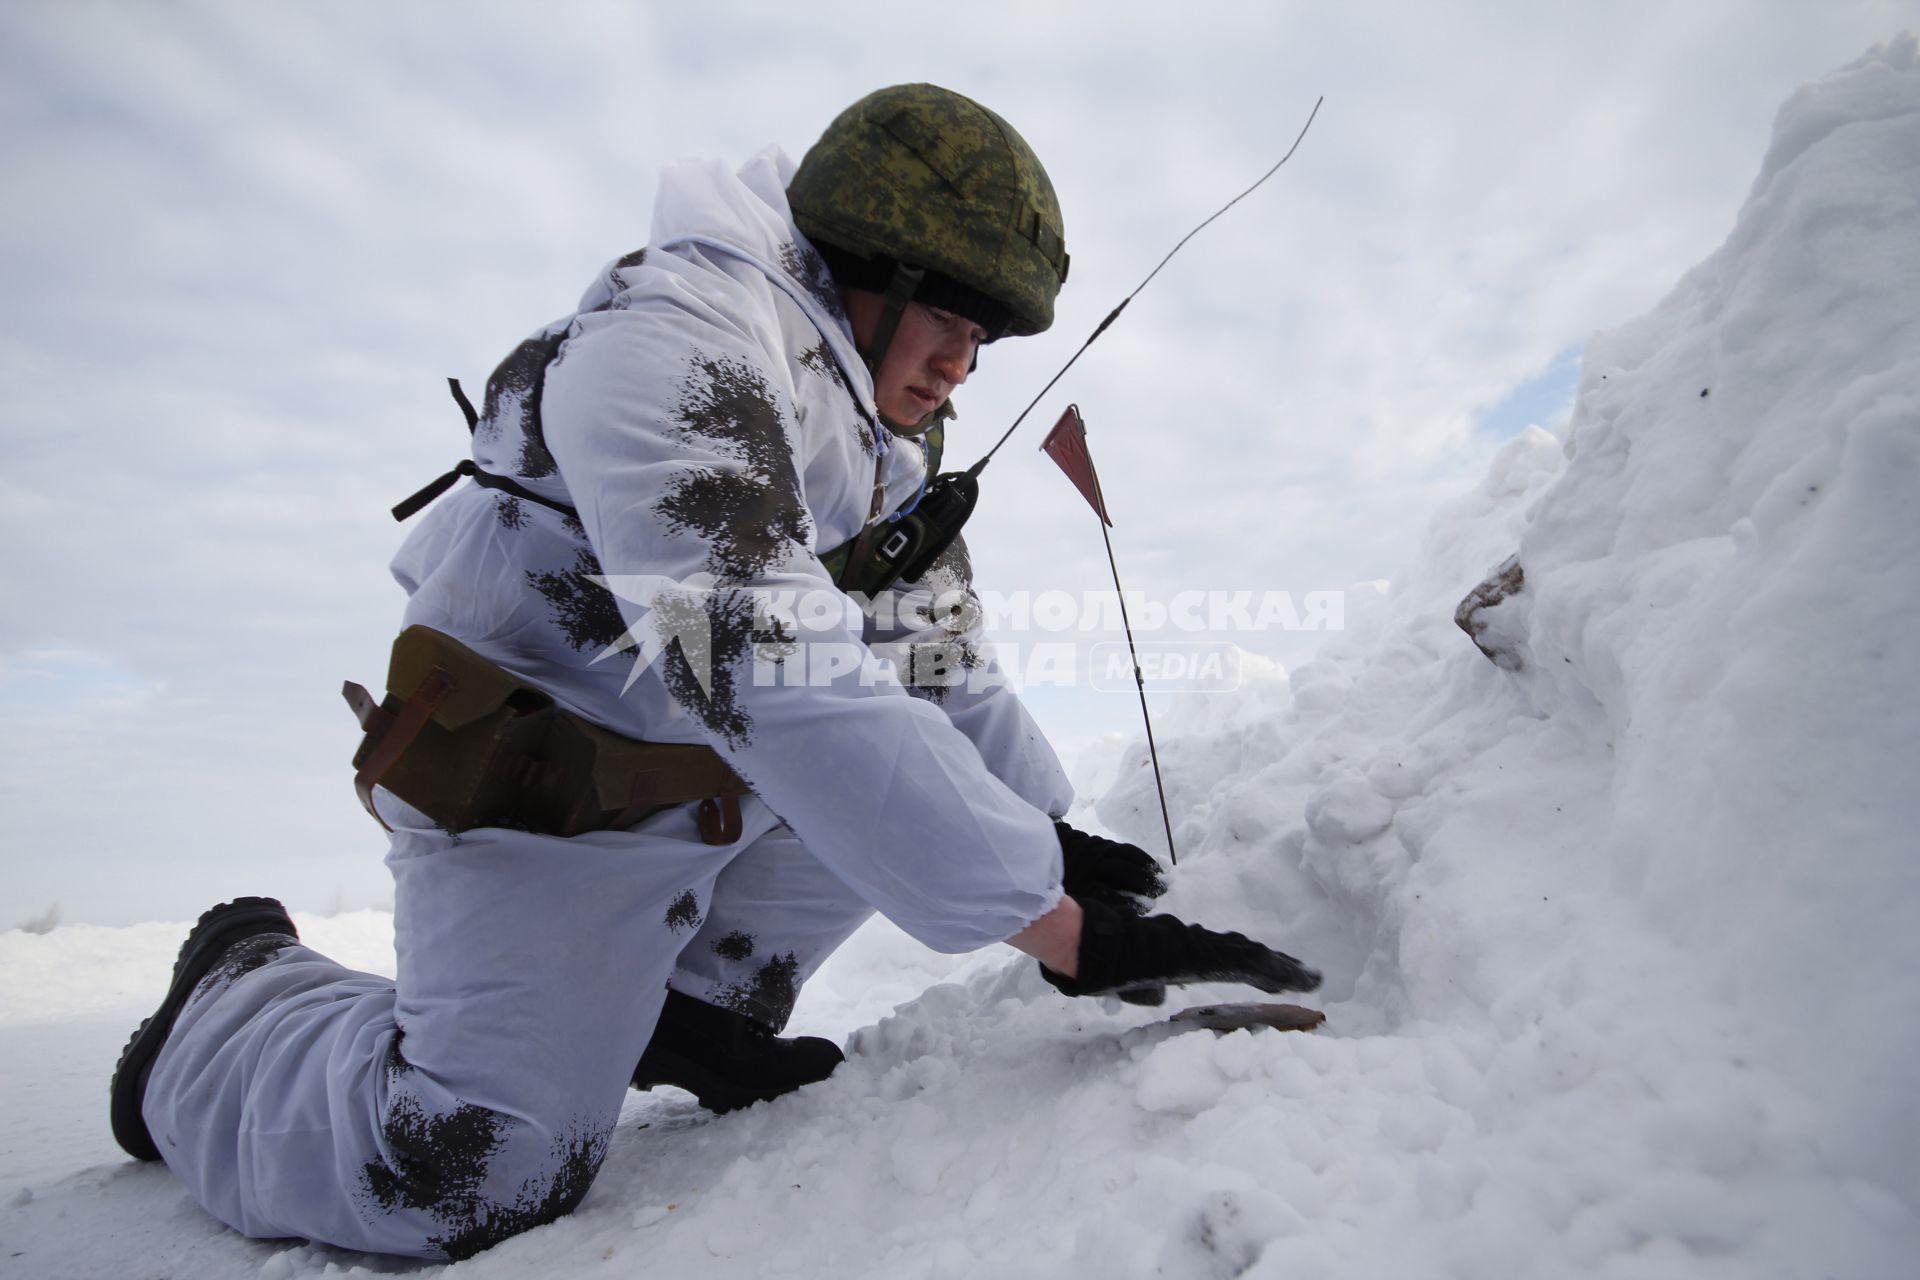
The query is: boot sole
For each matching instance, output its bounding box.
[109,896,297,1162]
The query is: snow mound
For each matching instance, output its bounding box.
[3,36,1917,1280]
[1092,31,1920,1276]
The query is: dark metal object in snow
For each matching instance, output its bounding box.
[1167,1002,1327,1034]
[1455,555,1528,670]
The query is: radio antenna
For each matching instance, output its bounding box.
[965,95,1323,478]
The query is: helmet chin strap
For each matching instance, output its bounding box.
[862,261,932,437]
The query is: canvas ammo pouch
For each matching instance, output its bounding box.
[343,625,748,844]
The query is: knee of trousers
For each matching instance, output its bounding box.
[352,1097,616,1261]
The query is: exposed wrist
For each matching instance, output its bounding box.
[1007,894,1082,977]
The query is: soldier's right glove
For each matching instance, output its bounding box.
[1041,898,1321,1001]
[1055,821,1173,1007]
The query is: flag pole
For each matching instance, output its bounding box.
[1040,405,1178,866]
[1096,502,1179,867]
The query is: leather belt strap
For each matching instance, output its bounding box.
[344,627,750,844]
[697,794,745,845]
[350,668,453,833]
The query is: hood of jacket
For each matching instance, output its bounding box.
[591,147,878,425]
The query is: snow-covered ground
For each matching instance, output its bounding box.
[4,36,1917,1280]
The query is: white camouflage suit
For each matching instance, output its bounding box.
[141,147,1072,1259]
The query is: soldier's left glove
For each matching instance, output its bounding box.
[1055,821,1168,917]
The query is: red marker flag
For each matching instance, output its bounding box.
[1039,403,1112,526]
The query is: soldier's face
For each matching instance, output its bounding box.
[844,290,986,428]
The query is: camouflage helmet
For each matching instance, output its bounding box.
[789,83,1069,337]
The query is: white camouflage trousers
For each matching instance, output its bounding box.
[140,792,869,1259]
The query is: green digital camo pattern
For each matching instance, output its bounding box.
[789,84,1068,337]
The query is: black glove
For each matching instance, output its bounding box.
[1042,899,1322,1001]
[1055,821,1172,1005]
[1056,821,1168,917]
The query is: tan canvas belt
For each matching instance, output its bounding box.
[343,626,749,844]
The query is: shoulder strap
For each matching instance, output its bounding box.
[390,380,582,523]
[921,419,945,477]
[820,425,949,589]
[447,376,480,431]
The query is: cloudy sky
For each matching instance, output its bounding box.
[3,1,1913,926]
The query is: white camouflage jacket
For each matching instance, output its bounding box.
[391,148,1070,951]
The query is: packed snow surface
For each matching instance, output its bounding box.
[4,36,1917,1280]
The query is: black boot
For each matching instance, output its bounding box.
[110,896,298,1161]
[632,989,844,1114]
